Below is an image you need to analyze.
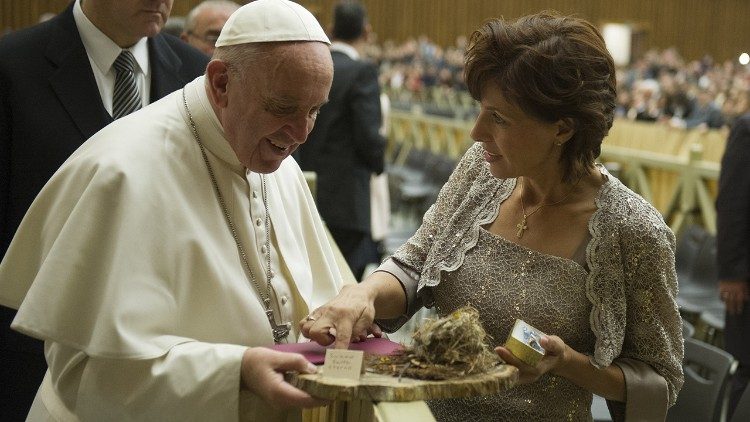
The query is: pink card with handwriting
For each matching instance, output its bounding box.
[269,337,403,364]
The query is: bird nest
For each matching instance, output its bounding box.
[368,306,502,380]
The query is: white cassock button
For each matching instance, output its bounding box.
[260,245,267,254]
[255,218,262,227]
[252,191,258,199]
[281,295,288,305]
[269,270,275,278]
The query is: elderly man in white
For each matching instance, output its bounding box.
[0,1,350,420]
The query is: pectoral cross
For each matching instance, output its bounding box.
[266,309,291,343]
[516,215,528,238]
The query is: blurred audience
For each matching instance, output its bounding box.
[367,36,749,129]
[7,13,748,129]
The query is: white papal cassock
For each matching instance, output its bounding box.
[0,76,343,421]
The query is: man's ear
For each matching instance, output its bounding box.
[554,118,576,145]
[205,59,230,108]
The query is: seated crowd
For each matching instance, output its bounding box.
[366,35,750,129]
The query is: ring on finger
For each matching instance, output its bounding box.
[305,315,316,322]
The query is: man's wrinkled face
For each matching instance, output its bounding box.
[218,42,334,173]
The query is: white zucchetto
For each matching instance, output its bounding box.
[215,0,330,47]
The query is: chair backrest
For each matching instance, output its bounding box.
[682,319,696,339]
[691,235,718,287]
[675,225,710,279]
[731,384,750,422]
[667,337,737,422]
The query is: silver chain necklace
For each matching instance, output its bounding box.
[182,89,290,343]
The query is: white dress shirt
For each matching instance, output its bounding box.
[330,40,359,60]
[72,0,151,116]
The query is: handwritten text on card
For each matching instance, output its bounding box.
[323,349,364,380]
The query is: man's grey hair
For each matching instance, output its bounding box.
[185,0,241,33]
[212,41,329,81]
[212,43,271,79]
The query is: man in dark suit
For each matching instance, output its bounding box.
[0,1,208,419]
[296,1,385,280]
[717,97,750,419]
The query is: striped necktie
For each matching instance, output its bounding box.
[112,50,142,119]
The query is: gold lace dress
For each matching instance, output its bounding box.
[377,143,684,421]
[427,228,596,421]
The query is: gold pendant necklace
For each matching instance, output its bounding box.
[516,177,579,239]
[183,89,290,343]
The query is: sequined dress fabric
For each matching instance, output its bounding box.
[389,143,684,419]
[427,229,596,421]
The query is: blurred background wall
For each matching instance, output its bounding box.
[1,0,748,62]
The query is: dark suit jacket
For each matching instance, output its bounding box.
[0,3,209,259]
[297,49,385,233]
[0,3,208,417]
[717,113,750,364]
[717,113,750,282]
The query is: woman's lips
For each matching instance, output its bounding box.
[484,150,501,162]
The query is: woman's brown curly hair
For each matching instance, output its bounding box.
[465,11,617,183]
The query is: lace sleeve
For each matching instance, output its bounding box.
[618,221,684,407]
[391,144,487,273]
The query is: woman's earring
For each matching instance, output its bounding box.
[555,140,562,146]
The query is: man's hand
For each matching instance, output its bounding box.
[719,279,750,315]
[299,284,382,349]
[240,348,326,409]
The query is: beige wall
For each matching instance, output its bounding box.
[0,1,217,32]
[301,0,749,63]
[3,0,748,62]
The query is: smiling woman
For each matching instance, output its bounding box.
[464,12,616,185]
[304,11,684,422]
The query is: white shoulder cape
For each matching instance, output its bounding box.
[0,77,343,358]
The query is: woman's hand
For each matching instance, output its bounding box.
[494,335,571,384]
[240,347,327,409]
[299,284,383,349]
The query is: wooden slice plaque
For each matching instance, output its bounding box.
[288,365,518,402]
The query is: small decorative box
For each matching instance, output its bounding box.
[504,319,546,367]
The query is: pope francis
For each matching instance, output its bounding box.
[0,0,346,420]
